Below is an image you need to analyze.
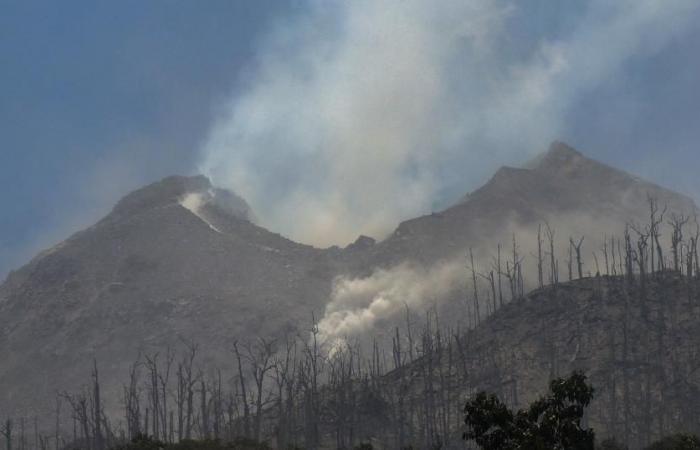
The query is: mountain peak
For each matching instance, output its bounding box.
[546,140,581,158]
[523,140,585,173]
[108,174,253,222]
[112,175,211,216]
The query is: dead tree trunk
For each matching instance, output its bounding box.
[537,224,544,288]
[603,236,610,276]
[144,353,160,440]
[92,360,104,450]
[648,196,667,274]
[233,341,251,439]
[199,379,209,439]
[545,223,558,286]
[1,419,12,450]
[496,244,504,308]
[54,395,61,450]
[570,236,584,279]
[670,214,690,273]
[248,338,277,443]
[469,248,480,325]
[158,349,174,441]
[124,356,142,440]
[181,342,198,440]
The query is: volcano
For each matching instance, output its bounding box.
[0,142,696,425]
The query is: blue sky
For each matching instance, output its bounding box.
[1,0,700,276]
[0,1,298,274]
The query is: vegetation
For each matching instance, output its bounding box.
[464,371,595,449]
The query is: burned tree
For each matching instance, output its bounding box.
[545,223,558,286]
[570,236,585,279]
[469,248,481,326]
[232,341,251,440]
[669,213,690,273]
[647,196,667,274]
[1,419,12,450]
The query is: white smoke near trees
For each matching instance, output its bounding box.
[316,206,698,342]
[317,261,464,345]
[199,0,698,248]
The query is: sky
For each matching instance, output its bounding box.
[1,0,700,277]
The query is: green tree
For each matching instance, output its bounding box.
[464,371,595,449]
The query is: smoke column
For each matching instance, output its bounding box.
[199,0,698,247]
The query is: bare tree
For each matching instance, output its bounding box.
[157,348,175,441]
[570,236,585,279]
[54,395,61,450]
[537,224,544,288]
[177,341,199,440]
[545,223,558,286]
[18,418,24,450]
[302,314,323,450]
[648,195,667,274]
[232,341,251,439]
[123,356,142,440]
[62,390,91,450]
[495,244,504,308]
[669,213,690,273]
[273,335,298,449]
[1,419,12,450]
[143,353,161,440]
[92,360,104,450]
[468,248,481,326]
[247,338,277,442]
[603,236,610,276]
[199,378,209,438]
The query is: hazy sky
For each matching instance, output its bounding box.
[2,1,700,277]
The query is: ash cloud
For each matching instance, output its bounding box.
[199,0,698,248]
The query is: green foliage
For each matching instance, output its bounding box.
[464,371,595,449]
[112,434,274,450]
[645,434,700,450]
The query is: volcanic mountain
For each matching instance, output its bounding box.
[0,175,339,416]
[0,142,696,422]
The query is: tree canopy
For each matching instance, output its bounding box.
[464,371,595,449]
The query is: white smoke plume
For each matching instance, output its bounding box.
[316,206,698,342]
[317,261,464,345]
[199,0,698,247]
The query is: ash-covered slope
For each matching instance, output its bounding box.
[0,141,696,422]
[386,271,700,448]
[355,142,695,269]
[0,175,337,415]
[306,274,700,449]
